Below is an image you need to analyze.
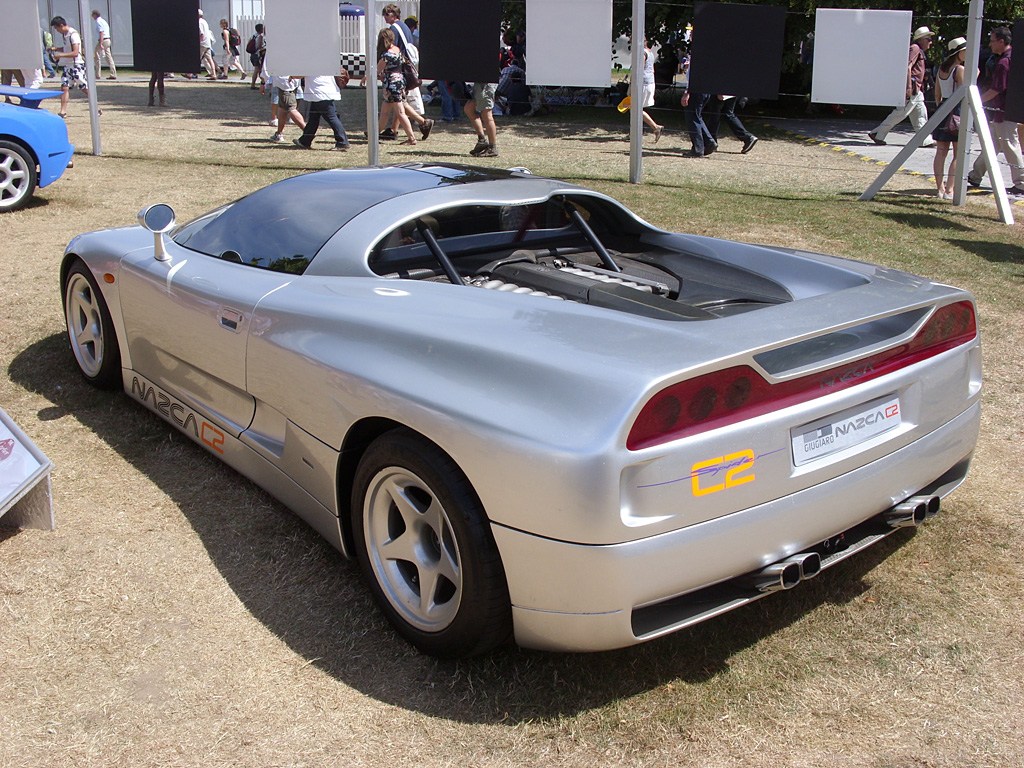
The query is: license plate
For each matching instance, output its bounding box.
[791,395,901,466]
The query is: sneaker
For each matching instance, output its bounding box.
[867,131,886,145]
[106,75,117,80]
[477,145,499,157]
[420,118,434,140]
[240,74,247,80]
[379,128,397,140]
[967,176,982,188]
[1006,186,1024,197]
[741,135,758,154]
[469,137,488,156]
[271,133,284,143]
[703,143,718,156]
[330,144,349,151]
[293,138,311,149]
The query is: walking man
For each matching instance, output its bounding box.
[968,27,1024,195]
[91,10,116,79]
[49,16,93,118]
[868,26,935,147]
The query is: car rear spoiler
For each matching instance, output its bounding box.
[0,85,64,108]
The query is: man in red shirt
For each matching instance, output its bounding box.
[968,27,1024,195]
[868,26,935,148]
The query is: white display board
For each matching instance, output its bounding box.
[525,0,612,87]
[811,9,911,108]
[0,407,54,531]
[264,0,342,76]
[0,0,45,71]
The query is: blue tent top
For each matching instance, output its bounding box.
[339,2,365,17]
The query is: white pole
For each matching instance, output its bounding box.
[628,0,644,183]
[366,3,379,165]
[952,0,985,205]
[79,0,101,155]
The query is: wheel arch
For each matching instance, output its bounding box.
[0,133,39,167]
[336,416,411,553]
[335,417,492,557]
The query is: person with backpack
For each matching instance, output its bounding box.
[247,24,266,89]
[218,19,245,79]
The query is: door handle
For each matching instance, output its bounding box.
[219,309,243,332]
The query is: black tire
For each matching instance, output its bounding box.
[0,139,38,213]
[63,260,123,389]
[352,428,512,658]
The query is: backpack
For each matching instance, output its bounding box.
[229,28,241,48]
[245,34,257,54]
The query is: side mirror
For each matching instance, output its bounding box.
[138,204,176,261]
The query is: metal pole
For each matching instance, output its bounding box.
[79,0,101,155]
[365,2,379,165]
[952,0,985,205]
[628,0,644,183]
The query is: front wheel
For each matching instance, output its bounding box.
[0,140,38,213]
[352,429,512,657]
[63,261,122,389]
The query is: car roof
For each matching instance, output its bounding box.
[238,162,536,227]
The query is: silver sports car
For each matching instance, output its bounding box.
[61,164,981,657]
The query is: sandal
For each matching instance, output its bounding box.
[399,139,417,145]
[58,112,66,119]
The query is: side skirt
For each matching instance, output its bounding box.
[123,370,348,555]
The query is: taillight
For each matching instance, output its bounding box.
[627,301,976,450]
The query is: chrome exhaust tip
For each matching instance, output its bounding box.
[908,494,941,518]
[784,551,822,580]
[885,499,928,529]
[741,561,802,593]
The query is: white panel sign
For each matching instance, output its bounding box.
[525,0,612,88]
[0,0,45,71]
[811,9,910,108]
[264,0,342,76]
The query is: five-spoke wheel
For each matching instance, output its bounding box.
[0,140,37,213]
[63,261,122,388]
[352,429,512,657]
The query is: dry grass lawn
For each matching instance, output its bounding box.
[2,79,1023,768]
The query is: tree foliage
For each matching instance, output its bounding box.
[503,0,1024,73]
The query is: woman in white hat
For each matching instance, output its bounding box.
[932,37,968,199]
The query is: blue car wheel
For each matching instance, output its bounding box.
[0,139,37,212]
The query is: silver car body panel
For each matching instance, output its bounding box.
[61,165,982,651]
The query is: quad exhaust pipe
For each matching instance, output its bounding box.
[740,495,940,596]
[741,552,822,594]
[883,495,940,529]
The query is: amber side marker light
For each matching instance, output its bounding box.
[103,273,115,284]
[627,301,977,450]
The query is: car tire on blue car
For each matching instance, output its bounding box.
[0,139,37,213]
[63,261,122,389]
[352,429,513,658]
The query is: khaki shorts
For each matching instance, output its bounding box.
[278,89,297,111]
[472,82,497,112]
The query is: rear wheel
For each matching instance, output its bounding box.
[63,261,122,389]
[0,140,37,213]
[352,429,512,657]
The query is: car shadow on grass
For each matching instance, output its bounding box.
[9,332,916,725]
[947,237,1024,267]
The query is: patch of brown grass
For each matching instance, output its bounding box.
[2,79,1023,768]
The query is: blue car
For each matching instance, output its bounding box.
[0,85,74,212]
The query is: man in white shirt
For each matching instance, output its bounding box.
[198,10,217,80]
[49,16,92,118]
[293,75,350,150]
[91,10,116,79]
